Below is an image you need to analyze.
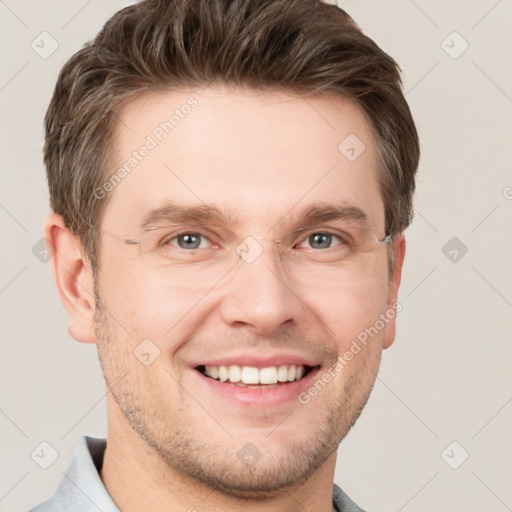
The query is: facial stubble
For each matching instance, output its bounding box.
[93,277,379,499]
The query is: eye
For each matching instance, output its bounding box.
[298,232,343,250]
[165,232,213,250]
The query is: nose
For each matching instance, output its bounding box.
[217,237,305,335]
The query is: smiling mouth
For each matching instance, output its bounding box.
[196,364,316,387]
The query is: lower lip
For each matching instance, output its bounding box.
[194,367,322,407]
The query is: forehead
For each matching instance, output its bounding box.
[102,87,384,234]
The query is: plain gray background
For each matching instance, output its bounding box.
[1,1,511,511]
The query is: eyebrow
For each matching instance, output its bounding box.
[140,201,372,231]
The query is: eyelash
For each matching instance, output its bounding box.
[161,229,346,251]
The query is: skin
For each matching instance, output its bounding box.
[46,86,405,512]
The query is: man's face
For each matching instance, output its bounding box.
[93,87,402,495]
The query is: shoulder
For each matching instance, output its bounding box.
[27,436,117,512]
[27,499,62,512]
[332,482,368,512]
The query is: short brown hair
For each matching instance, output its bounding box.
[44,0,419,272]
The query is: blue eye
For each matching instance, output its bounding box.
[167,232,211,250]
[300,232,342,250]
[178,233,202,249]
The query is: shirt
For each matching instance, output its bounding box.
[28,436,367,512]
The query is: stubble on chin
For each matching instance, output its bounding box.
[92,278,381,498]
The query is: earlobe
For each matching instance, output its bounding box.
[383,234,406,350]
[44,213,97,344]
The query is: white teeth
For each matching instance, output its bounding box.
[228,365,241,383]
[241,366,260,384]
[218,366,229,382]
[201,364,307,384]
[259,366,278,385]
[277,365,289,382]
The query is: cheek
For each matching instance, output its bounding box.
[99,264,183,337]
[310,277,388,340]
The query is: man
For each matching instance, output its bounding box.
[30,0,419,510]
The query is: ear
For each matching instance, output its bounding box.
[383,233,406,350]
[44,213,97,344]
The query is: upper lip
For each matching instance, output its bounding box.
[191,351,322,369]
